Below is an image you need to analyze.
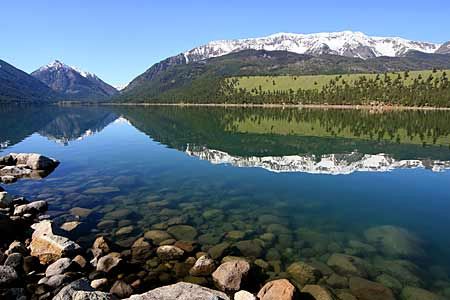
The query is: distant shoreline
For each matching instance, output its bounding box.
[91,102,450,111]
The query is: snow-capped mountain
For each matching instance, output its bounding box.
[31,60,117,100]
[183,31,441,61]
[186,145,450,175]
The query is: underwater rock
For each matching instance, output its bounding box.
[364,225,424,258]
[301,285,338,300]
[287,261,322,286]
[326,273,348,288]
[208,242,230,259]
[144,230,173,244]
[131,237,152,262]
[349,276,396,300]
[212,260,250,292]
[156,245,184,261]
[84,187,120,194]
[10,153,59,170]
[92,236,115,259]
[70,207,93,218]
[124,282,230,300]
[96,252,122,273]
[376,273,403,293]
[377,259,423,287]
[110,280,133,298]
[167,225,198,241]
[327,253,369,278]
[400,286,447,300]
[257,279,296,300]
[234,240,264,257]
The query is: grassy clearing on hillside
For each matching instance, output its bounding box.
[229,69,450,93]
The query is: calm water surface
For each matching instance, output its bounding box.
[1,105,450,295]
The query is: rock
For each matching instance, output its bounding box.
[144,230,173,244]
[61,221,82,232]
[73,290,115,300]
[400,286,446,300]
[0,175,17,183]
[45,257,76,277]
[174,240,197,253]
[235,290,257,300]
[212,260,250,292]
[131,237,152,261]
[23,255,41,274]
[287,261,322,286]
[376,273,403,292]
[0,265,19,288]
[327,253,369,277]
[30,220,81,264]
[73,255,87,269]
[208,242,230,259]
[234,240,263,257]
[4,253,23,271]
[326,273,348,288]
[5,240,28,255]
[226,230,246,240]
[301,285,337,300]
[40,274,71,288]
[0,154,15,165]
[116,225,134,236]
[70,207,92,218]
[377,259,422,286]
[91,278,109,290]
[124,282,229,300]
[84,187,120,194]
[14,200,48,215]
[257,279,296,300]
[167,225,198,241]
[11,153,59,170]
[92,236,115,258]
[156,245,184,261]
[53,278,93,300]
[0,191,13,208]
[364,225,424,258]
[97,252,122,273]
[110,280,133,298]
[349,277,395,300]
[254,259,269,269]
[189,255,216,276]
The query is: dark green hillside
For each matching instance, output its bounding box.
[117,50,450,106]
[0,59,56,103]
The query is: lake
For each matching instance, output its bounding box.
[1,105,450,297]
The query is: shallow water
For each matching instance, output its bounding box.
[1,105,450,295]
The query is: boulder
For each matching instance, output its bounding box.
[401,286,446,300]
[0,265,19,288]
[301,285,338,300]
[212,260,250,292]
[364,225,424,258]
[131,237,152,261]
[45,257,77,277]
[11,153,59,170]
[144,230,173,244]
[91,278,109,290]
[92,236,115,258]
[14,200,48,216]
[124,282,229,300]
[97,252,122,273]
[167,225,198,241]
[39,274,71,288]
[110,280,133,298]
[208,242,230,260]
[30,220,81,264]
[349,277,395,300]
[234,240,263,257]
[0,191,13,208]
[235,290,256,300]
[156,245,184,261]
[287,261,322,286]
[53,278,115,300]
[73,291,116,300]
[257,279,296,300]
[189,255,216,276]
[0,175,17,183]
[327,253,369,277]
[4,253,23,271]
[5,240,28,255]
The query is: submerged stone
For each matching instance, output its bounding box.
[212,260,250,292]
[167,225,198,241]
[327,253,369,278]
[257,279,296,300]
[287,261,322,286]
[349,276,396,300]
[400,286,447,300]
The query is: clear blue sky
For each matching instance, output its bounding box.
[1,0,449,86]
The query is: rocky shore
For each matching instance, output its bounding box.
[1,153,448,300]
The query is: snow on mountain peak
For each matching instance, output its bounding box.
[39,60,96,79]
[183,31,442,61]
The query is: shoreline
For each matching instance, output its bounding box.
[91,102,450,111]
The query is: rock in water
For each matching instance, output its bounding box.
[45,257,77,277]
[167,225,198,241]
[401,286,447,300]
[349,277,395,300]
[0,191,13,208]
[110,280,133,298]
[97,252,122,273]
[327,253,369,278]
[301,285,338,300]
[53,278,115,300]
[156,245,184,261]
[257,279,296,300]
[235,290,257,300]
[14,200,48,216]
[11,153,59,170]
[124,282,230,300]
[189,255,216,276]
[212,260,250,292]
[287,261,322,286]
[30,220,81,264]
[364,225,424,258]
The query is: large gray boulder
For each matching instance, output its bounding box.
[212,260,250,292]
[124,282,229,300]
[11,153,59,170]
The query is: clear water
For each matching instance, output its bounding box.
[1,105,450,296]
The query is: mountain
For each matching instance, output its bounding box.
[436,41,450,54]
[31,60,117,101]
[183,31,441,61]
[0,59,56,103]
[119,48,450,102]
